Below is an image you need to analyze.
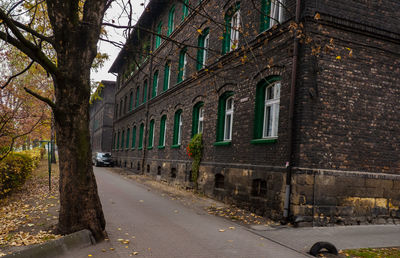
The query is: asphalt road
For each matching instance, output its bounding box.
[65,167,308,258]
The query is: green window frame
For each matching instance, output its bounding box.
[163,61,171,91]
[159,115,167,148]
[177,48,187,83]
[182,0,189,20]
[260,0,272,32]
[192,101,204,137]
[129,91,133,111]
[148,119,155,148]
[131,126,136,149]
[167,5,175,36]
[222,2,240,54]
[121,130,125,150]
[155,22,163,49]
[196,28,209,70]
[260,0,284,32]
[135,86,140,108]
[215,91,234,144]
[126,128,130,149]
[143,80,148,103]
[152,70,159,98]
[172,109,182,147]
[252,76,281,144]
[138,123,144,150]
[117,131,120,150]
[113,133,116,150]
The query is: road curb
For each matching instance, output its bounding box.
[4,229,95,258]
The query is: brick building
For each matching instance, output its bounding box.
[109,0,400,225]
[89,80,116,153]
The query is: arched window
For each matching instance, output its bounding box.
[155,22,162,49]
[260,0,285,32]
[152,70,159,98]
[197,28,210,70]
[121,130,125,150]
[253,76,281,143]
[192,102,204,137]
[126,128,130,149]
[129,91,133,111]
[143,80,148,103]
[177,48,187,83]
[167,5,175,36]
[163,61,171,91]
[135,86,140,108]
[182,0,189,20]
[222,2,240,54]
[215,91,234,144]
[159,115,167,148]
[131,126,136,149]
[117,131,120,150]
[148,119,155,148]
[138,123,144,150]
[172,109,183,147]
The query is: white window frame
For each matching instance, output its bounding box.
[163,121,167,146]
[270,0,284,28]
[230,10,240,51]
[263,81,280,138]
[182,53,187,80]
[177,114,182,145]
[198,106,204,134]
[166,63,171,90]
[202,33,209,68]
[224,96,234,141]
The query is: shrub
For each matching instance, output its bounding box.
[187,134,203,189]
[0,148,43,198]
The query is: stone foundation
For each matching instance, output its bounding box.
[291,169,400,226]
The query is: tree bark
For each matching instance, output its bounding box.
[54,74,106,241]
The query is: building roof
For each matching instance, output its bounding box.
[108,0,168,73]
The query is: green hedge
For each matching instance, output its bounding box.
[0,148,44,198]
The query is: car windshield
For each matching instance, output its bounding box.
[101,153,111,158]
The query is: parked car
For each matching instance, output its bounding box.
[92,152,114,167]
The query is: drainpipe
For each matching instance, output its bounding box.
[142,23,155,174]
[283,0,301,221]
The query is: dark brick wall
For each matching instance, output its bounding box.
[111,0,400,222]
[295,20,400,174]
[89,81,116,152]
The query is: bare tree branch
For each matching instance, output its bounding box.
[24,87,56,109]
[1,60,34,89]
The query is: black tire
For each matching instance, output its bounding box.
[309,242,338,256]
[95,161,99,167]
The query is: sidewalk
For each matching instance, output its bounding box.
[247,224,400,254]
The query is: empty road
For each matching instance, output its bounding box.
[65,167,308,258]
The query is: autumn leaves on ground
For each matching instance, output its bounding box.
[0,158,60,257]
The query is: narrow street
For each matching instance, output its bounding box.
[66,167,308,258]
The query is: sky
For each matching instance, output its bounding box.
[91,1,147,83]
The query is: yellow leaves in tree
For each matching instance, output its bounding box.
[314,13,321,20]
[197,29,203,35]
[336,56,341,60]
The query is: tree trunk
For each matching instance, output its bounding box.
[53,72,106,241]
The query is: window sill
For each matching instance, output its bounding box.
[131,148,135,150]
[213,141,231,146]
[171,144,181,149]
[251,138,277,145]
[147,147,153,150]
[138,147,143,150]
[158,146,165,149]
